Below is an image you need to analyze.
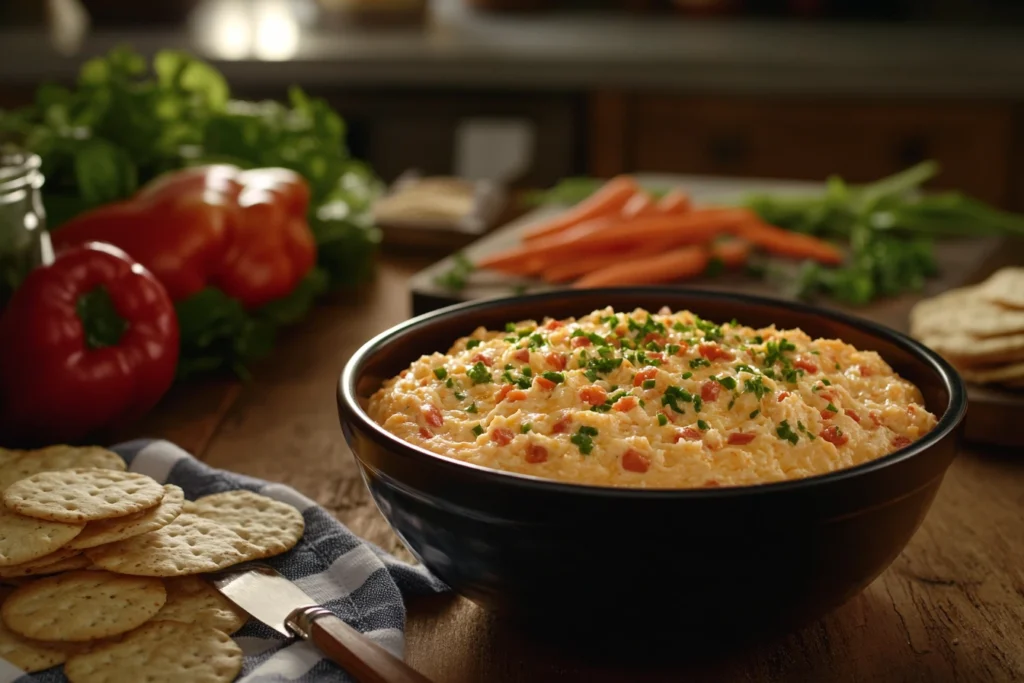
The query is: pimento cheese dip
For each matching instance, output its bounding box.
[367,307,937,488]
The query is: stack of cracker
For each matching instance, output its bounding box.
[911,267,1024,389]
[0,445,306,682]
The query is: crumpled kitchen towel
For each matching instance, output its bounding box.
[9,439,448,683]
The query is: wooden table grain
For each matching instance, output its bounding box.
[128,255,1024,683]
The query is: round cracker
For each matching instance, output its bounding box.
[959,360,1024,385]
[911,288,1024,339]
[67,485,185,551]
[0,616,70,672]
[64,620,242,683]
[155,577,248,635]
[0,506,84,567]
[0,554,91,579]
[85,513,261,577]
[2,571,166,642]
[191,490,304,559]
[3,469,164,523]
[920,332,1024,368]
[980,267,1024,310]
[0,446,125,492]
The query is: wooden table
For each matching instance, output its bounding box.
[127,255,1024,683]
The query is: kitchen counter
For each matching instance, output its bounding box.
[2,0,1024,97]
[121,251,1024,683]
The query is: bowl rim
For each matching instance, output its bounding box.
[339,287,967,499]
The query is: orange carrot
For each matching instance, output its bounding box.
[477,208,753,274]
[542,239,672,283]
[573,245,711,289]
[709,239,751,268]
[522,176,638,242]
[731,220,844,265]
[620,192,658,219]
[657,189,691,214]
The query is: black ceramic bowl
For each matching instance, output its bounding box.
[337,289,966,636]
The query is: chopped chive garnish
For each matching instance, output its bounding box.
[465,403,478,413]
[521,423,532,434]
[810,350,820,355]
[826,403,838,413]
[693,396,703,412]
[570,426,599,455]
[433,368,448,380]
[505,322,516,332]
[835,362,841,370]
[471,424,484,436]
[727,395,737,410]
[667,344,680,356]
[468,362,492,385]
[821,378,832,386]
[643,379,656,390]
[657,413,668,426]
[689,358,711,369]
[466,339,481,349]
[749,409,760,419]
[716,376,737,391]
[445,377,454,388]
[776,420,799,445]
[529,334,545,348]
[697,419,709,430]
[682,371,693,380]
[542,371,565,384]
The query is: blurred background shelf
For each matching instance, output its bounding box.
[2,0,1023,208]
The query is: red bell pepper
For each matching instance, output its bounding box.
[0,243,179,446]
[52,165,317,310]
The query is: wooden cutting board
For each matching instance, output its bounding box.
[408,173,1022,448]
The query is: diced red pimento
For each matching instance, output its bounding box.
[496,385,513,402]
[891,435,912,449]
[579,386,608,406]
[699,343,735,362]
[471,353,492,367]
[572,336,592,348]
[675,427,702,442]
[507,390,528,402]
[794,357,818,374]
[870,411,882,428]
[818,390,835,401]
[820,409,836,420]
[777,392,790,402]
[491,428,515,446]
[544,319,563,330]
[727,432,756,445]
[525,444,548,464]
[634,367,658,387]
[859,365,874,377]
[422,404,444,427]
[820,425,849,446]
[847,409,861,423]
[613,396,638,412]
[644,332,666,346]
[621,449,651,473]
[535,376,556,391]
[545,353,566,370]
[673,342,689,356]
[701,381,721,402]
[647,352,666,363]
[551,416,571,434]
[703,479,721,488]
[512,348,530,362]
[418,427,433,439]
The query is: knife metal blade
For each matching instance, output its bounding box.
[210,562,435,683]
[210,563,316,637]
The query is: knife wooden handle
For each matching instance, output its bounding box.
[288,607,434,683]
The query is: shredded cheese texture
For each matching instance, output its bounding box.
[368,307,938,489]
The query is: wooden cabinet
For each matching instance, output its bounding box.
[591,93,1016,205]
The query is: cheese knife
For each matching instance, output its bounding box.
[211,563,433,683]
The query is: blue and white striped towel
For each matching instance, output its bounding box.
[6,439,448,683]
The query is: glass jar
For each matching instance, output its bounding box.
[0,149,51,311]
